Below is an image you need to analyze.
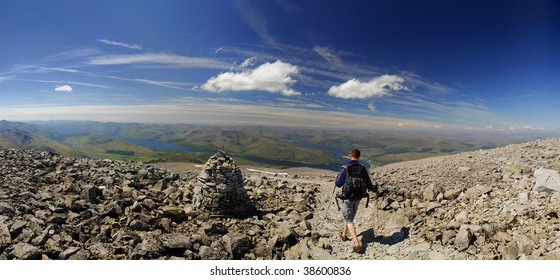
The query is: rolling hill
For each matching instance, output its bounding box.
[0,129,83,158]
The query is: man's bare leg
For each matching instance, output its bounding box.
[346,222,361,252]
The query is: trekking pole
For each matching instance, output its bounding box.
[332,184,340,211]
[326,184,339,220]
[375,194,380,234]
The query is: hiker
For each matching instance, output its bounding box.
[335,148,377,253]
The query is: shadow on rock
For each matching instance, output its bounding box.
[359,227,409,253]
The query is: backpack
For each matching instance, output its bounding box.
[336,163,367,201]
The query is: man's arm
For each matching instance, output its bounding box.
[362,168,377,193]
[335,169,346,187]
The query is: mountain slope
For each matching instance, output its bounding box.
[0,129,82,157]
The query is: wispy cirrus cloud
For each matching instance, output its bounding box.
[201,60,300,96]
[23,79,113,89]
[36,67,81,73]
[131,79,193,90]
[233,0,279,46]
[86,53,232,69]
[0,101,447,129]
[313,46,343,66]
[0,75,12,82]
[493,94,534,101]
[327,74,408,99]
[97,39,143,50]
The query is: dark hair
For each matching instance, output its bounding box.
[350,149,360,159]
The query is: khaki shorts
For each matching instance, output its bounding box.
[341,199,360,223]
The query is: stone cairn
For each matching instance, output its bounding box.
[193,151,255,217]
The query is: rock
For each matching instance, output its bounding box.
[518,192,529,205]
[454,229,474,251]
[275,223,297,247]
[162,206,187,223]
[385,213,410,231]
[8,243,41,260]
[501,243,519,260]
[455,211,469,223]
[442,230,456,245]
[380,197,395,210]
[85,185,102,204]
[0,223,12,247]
[59,247,82,260]
[130,239,163,260]
[0,203,15,217]
[223,233,253,259]
[533,168,560,192]
[458,167,470,172]
[422,184,437,202]
[465,184,491,200]
[428,250,449,260]
[284,238,333,260]
[407,242,431,253]
[192,151,255,217]
[9,220,27,239]
[426,202,441,213]
[203,223,228,235]
[443,188,461,200]
[159,234,192,250]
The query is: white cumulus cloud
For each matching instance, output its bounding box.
[327,74,407,99]
[54,85,73,92]
[202,60,300,96]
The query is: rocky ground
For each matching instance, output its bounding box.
[1,137,560,260]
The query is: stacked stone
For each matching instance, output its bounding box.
[193,151,255,217]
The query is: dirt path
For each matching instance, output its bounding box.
[302,168,430,260]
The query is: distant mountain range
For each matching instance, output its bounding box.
[1,119,559,170]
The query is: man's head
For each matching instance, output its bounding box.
[349,149,360,160]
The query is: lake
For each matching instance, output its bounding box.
[125,137,368,172]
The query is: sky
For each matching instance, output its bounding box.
[1,0,559,131]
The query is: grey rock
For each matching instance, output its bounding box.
[0,202,15,217]
[455,210,469,223]
[162,206,187,223]
[8,243,41,260]
[454,229,474,251]
[518,192,529,205]
[0,223,11,246]
[442,230,456,246]
[159,234,192,250]
[422,184,437,202]
[428,250,449,260]
[223,233,253,259]
[426,202,441,213]
[533,168,560,192]
[130,239,163,260]
[407,242,431,253]
[59,247,82,260]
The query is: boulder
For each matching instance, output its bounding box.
[533,168,560,193]
[454,229,474,252]
[8,243,41,260]
[223,233,253,259]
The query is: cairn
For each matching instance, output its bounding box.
[193,151,255,217]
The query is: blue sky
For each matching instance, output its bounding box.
[1,0,559,130]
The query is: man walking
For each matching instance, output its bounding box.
[335,149,377,253]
